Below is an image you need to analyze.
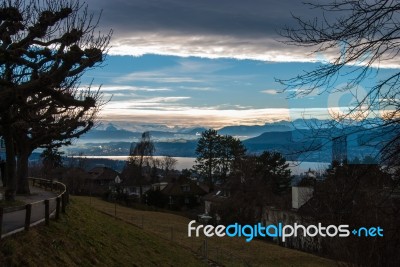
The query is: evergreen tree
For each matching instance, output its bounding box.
[194,129,246,188]
[194,129,221,190]
[218,135,246,182]
[255,151,291,195]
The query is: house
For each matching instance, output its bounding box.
[86,166,121,195]
[203,186,230,214]
[120,170,151,201]
[152,182,168,191]
[292,186,313,209]
[262,203,323,252]
[119,162,155,201]
[121,178,152,200]
[161,177,208,210]
[262,186,322,252]
[201,184,231,223]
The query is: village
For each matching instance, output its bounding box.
[23,129,397,265]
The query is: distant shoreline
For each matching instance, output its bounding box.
[69,155,330,175]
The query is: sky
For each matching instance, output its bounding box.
[80,0,400,129]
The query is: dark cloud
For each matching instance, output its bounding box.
[81,0,348,62]
[86,0,317,39]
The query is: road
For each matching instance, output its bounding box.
[2,186,58,236]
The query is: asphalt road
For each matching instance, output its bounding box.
[2,187,58,236]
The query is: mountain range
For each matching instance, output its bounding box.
[64,118,394,163]
[80,119,330,143]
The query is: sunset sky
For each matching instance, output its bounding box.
[81,0,400,129]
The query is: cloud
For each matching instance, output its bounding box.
[100,106,289,128]
[84,0,341,64]
[117,71,203,83]
[260,89,279,95]
[100,85,172,92]
[105,96,191,109]
[87,0,300,38]
[178,86,217,92]
[84,0,400,68]
[112,58,238,86]
[100,102,333,128]
[108,33,321,63]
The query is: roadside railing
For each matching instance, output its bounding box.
[0,177,69,238]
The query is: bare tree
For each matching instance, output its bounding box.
[0,0,111,199]
[14,91,103,194]
[125,131,155,198]
[160,155,177,179]
[277,0,400,162]
[129,131,155,170]
[278,1,400,264]
[299,163,399,266]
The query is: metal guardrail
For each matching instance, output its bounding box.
[0,177,69,238]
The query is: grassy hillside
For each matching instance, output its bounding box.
[0,197,206,267]
[77,196,339,267]
[0,196,339,266]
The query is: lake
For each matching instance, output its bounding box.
[80,155,330,175]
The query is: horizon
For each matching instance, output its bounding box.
[94,117,388,134]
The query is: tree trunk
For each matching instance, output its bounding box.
[4,126,16,201]
[207,159,213,192]
[139,155,144,199]
[16,146,31,195]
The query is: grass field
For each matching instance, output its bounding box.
[77,196,339,267]
[0,197,207,267]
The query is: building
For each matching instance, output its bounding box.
[161,177,208,210]
[201,184,231,223]
[86,166,121,195]
[121,178,152,200]
[292,186,313,210]
[262,186,322,252]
